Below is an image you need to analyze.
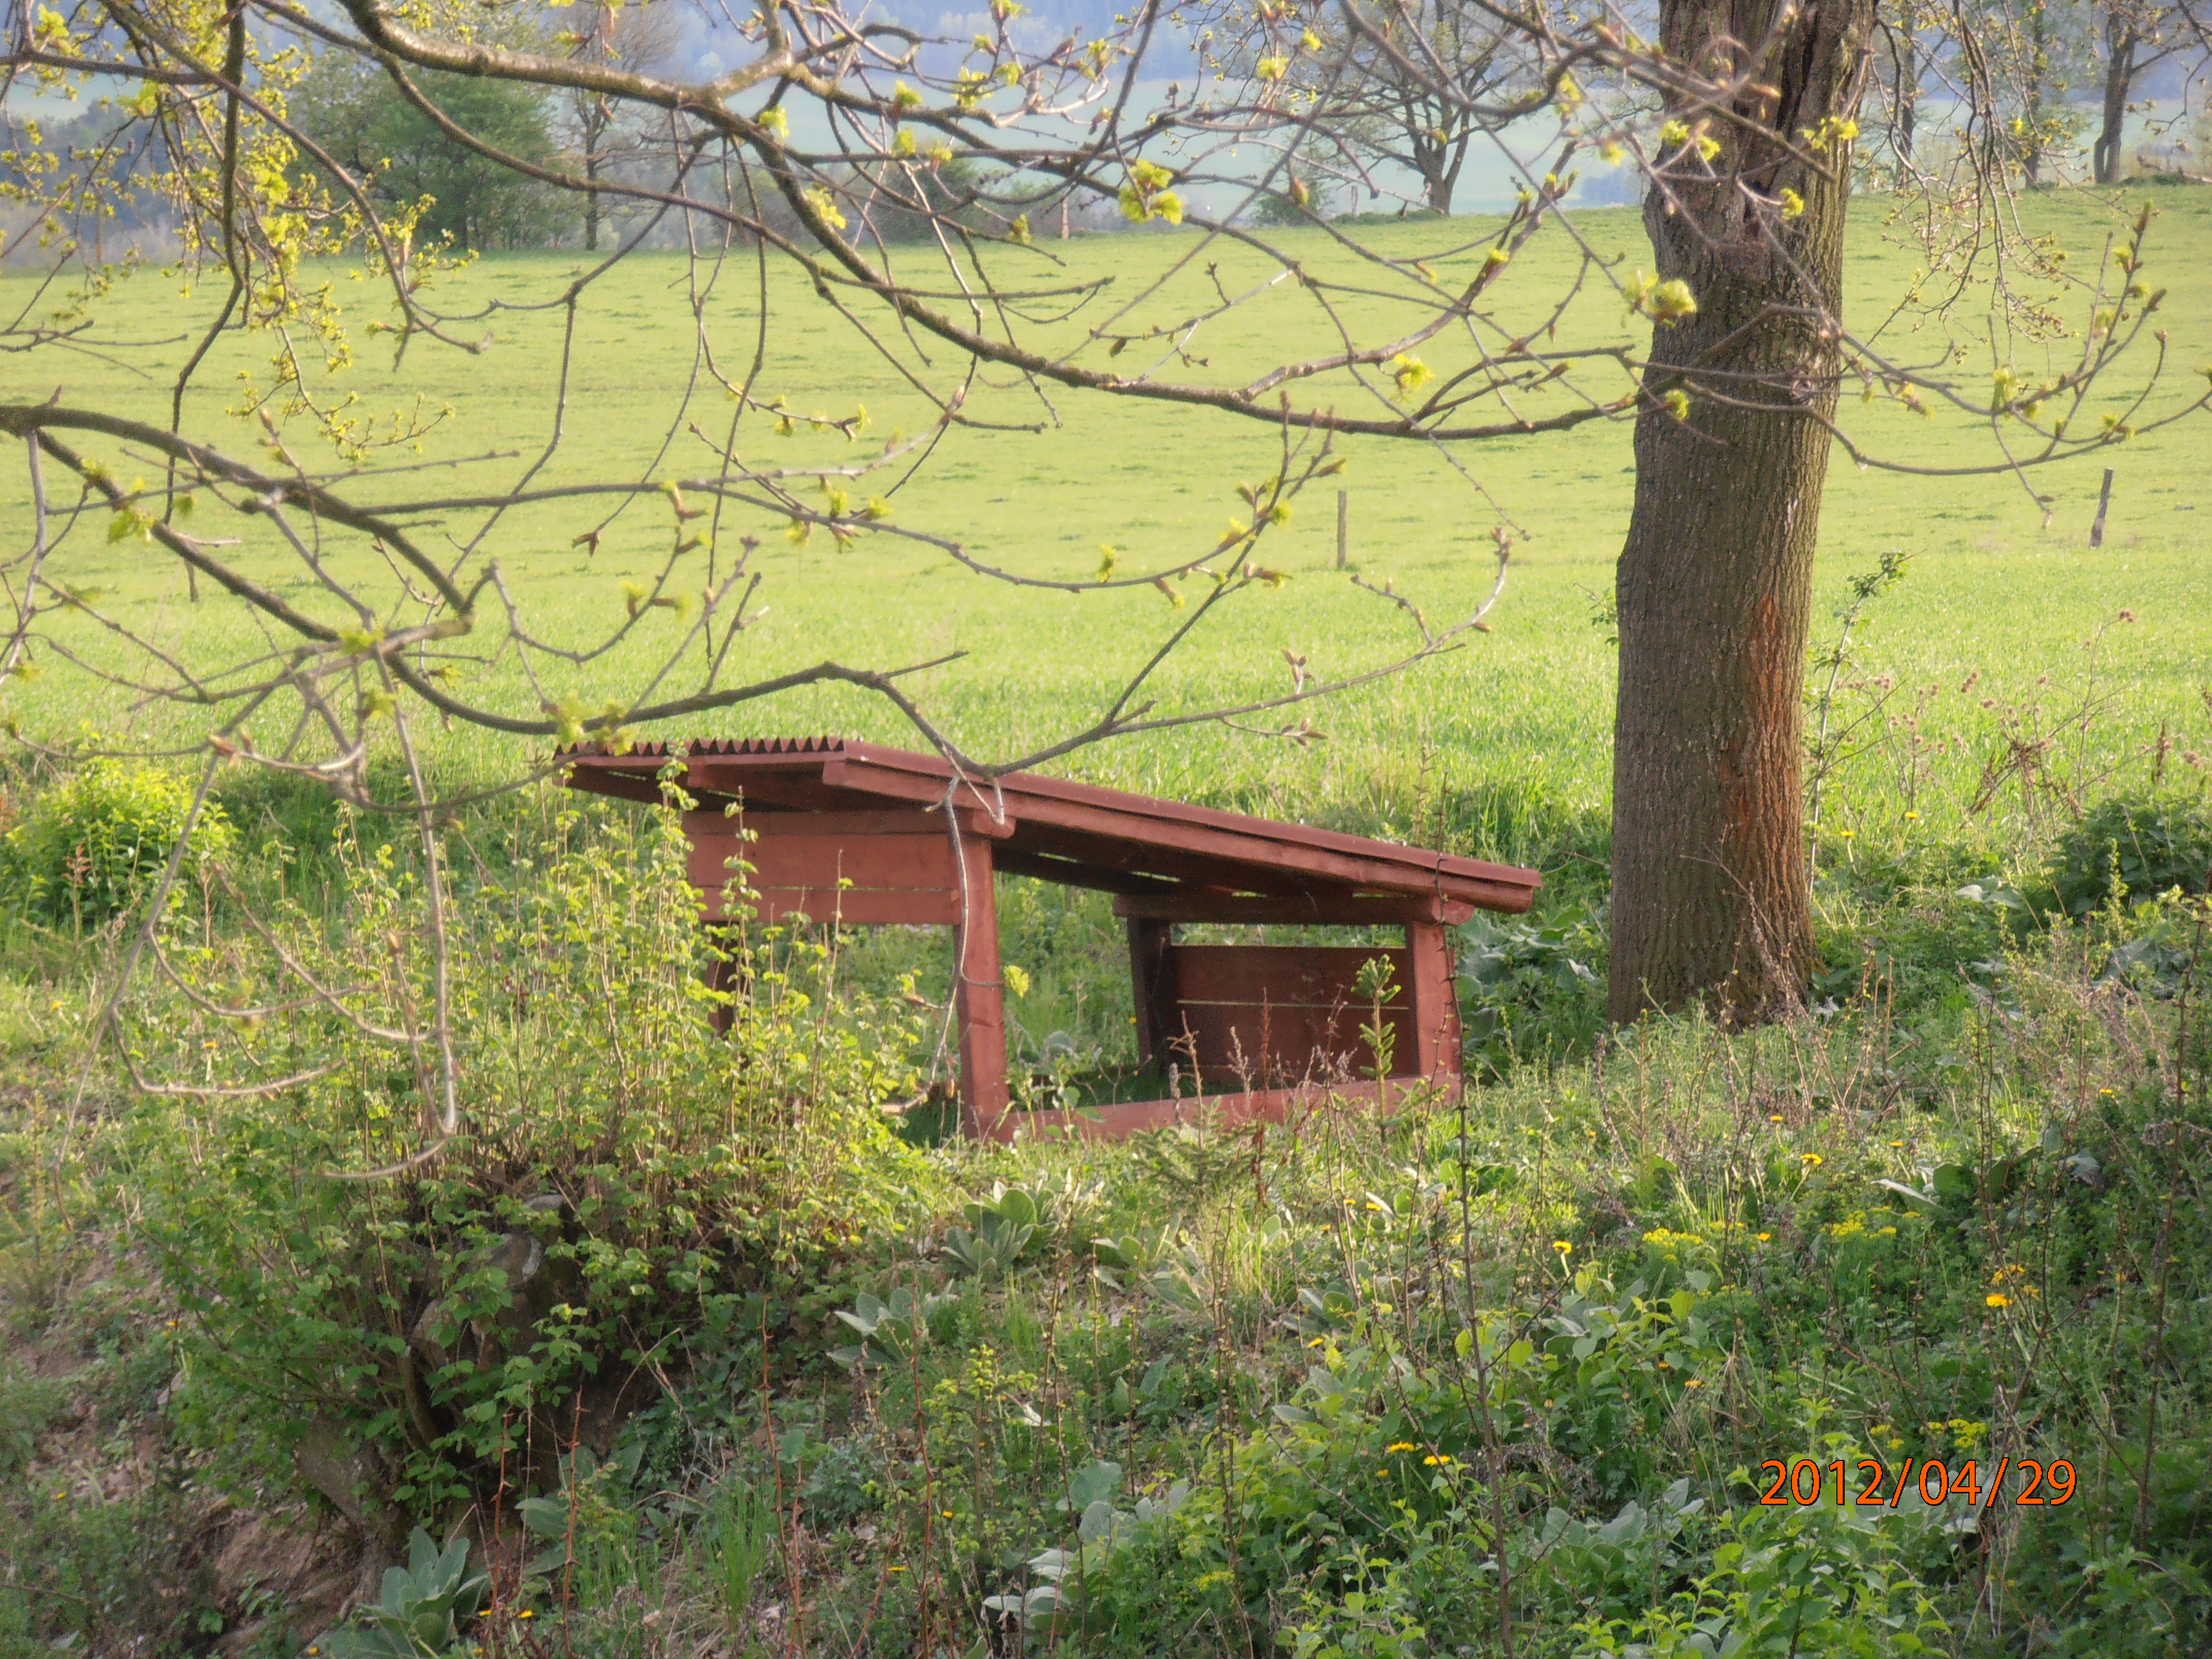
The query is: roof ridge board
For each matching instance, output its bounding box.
[833,743,1537,889]
[687,735,847,756]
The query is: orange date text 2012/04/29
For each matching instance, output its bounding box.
[1756,1457,2077,1509]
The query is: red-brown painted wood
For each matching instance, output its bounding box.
[993,846,1183,898]
[1165,1002,1410,1084]
[730,808,1009,839]
[687,833,956,893]
[1126,917,1176,1065]
[1173,944,1411,1007]
[953,832,1009,1137]
[1113,891,1476,925]
[1403,919,1462,1081]
[1008,820,1318,896]
[703,887,964,925]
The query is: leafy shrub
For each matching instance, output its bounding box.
[131,805,925,1521]
[2052,795,2212,916]
[1,760,233,929]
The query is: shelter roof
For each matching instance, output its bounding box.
[562,737,1539,922]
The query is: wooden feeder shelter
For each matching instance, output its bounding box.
[563,738,1541,1140]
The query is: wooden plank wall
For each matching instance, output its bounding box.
[1143,942,1445,1087]
[684,809,962,925]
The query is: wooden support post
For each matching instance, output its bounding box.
[2089,467,2115,548]
[1126,917,1178,1064]
[1336,489,1348,570]
[1402,919,1461,1087]
[954,832,1009,1136]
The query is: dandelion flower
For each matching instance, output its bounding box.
[1685,1378,1703,1388]
[1756,1232,1771,1242]
[1386,1442,1417,1453]
[1769,1113,1784,1123]
[1552,1240,1573,1254]
[1800,1153,1824,1167]
[1986,1293,2012,1308]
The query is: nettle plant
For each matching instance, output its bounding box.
[131,804,924,1517]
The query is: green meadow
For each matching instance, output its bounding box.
[7,184,2208,857]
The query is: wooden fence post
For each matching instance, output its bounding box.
[2090,467,2115,548]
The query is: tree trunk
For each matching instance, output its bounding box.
[2094,17,2139,185]
[1408,119,1457,215]
[2022,1,2052,185]
[1892,27,1918,164]
[584,146,602,252]
[1609,0,1873,1024]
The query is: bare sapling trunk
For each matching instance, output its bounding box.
[2022,1,2055,185]
[1890,23,1918,165]
[2094,16,2139,185]
[1609,0,1875,1024]
[585,143,602,251]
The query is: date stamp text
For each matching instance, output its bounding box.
[1758,1457,2075,1509]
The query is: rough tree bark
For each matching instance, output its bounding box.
[1609,0,1875,1024]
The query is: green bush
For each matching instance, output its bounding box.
[2052,795,2212,917]
[128,804,926,1522]
[1,760,234,929]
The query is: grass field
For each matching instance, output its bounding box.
[6,185,2208,861]
[4,184,2212,1657]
